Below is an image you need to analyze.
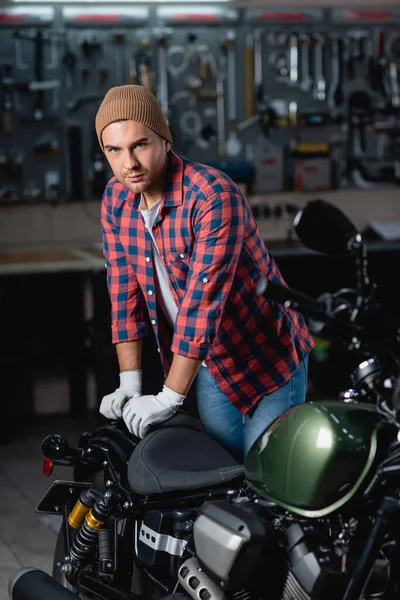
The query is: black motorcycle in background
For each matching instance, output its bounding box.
[8,200,400,600]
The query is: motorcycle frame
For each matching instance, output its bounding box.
[37,422,245,598]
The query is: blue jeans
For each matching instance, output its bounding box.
[195,357,308,462]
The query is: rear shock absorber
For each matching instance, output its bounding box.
[69,490,113,564]
[68,488,102,530]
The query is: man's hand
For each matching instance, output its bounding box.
[99,370,142,419]
[122,385,185,438]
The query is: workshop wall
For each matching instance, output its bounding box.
[1,3,400,209]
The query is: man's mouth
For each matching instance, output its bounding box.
[126,174,144,182]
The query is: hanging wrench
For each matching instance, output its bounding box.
[327,36,344,109]
[216,39,227,158]
[388,62,400,108]
[225,31,242,158]
[299,33,312,92]
[155,29,171,120]
[312,33,326,102]
[288,34,299,86]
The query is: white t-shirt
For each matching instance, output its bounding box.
[140,197,207,367]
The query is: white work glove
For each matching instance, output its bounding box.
[122,385,185,438]
[99,370,142,419]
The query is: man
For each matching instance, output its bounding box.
[96,84,313,461]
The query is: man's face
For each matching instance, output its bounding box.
[102,120,170,199]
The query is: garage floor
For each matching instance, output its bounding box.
[0,414,96,600]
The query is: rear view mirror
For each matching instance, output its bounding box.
[294,199,359,256]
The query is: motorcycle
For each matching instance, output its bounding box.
[173,199,400,600]
[8,199,400,600]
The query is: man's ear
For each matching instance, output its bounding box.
[165,140,171,152]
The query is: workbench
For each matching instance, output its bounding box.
[1,235,399,442]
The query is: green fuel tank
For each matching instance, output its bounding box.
[245,401,395,518]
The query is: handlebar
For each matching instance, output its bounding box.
[256,277,363,338]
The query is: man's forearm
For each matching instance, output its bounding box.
[165,354,203,396]
[116,340,143,371]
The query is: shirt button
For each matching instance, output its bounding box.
[145,256,151,262]
[151,319,157,325]
[148,289,153,295]
[202,277,208,283]
[179,253,185,259]
[157,348,160,353]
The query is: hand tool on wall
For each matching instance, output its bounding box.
[244,32,254,120]
[348,91,373,156]
[388,35,400,108]
[0,64,14,134]
[33,29,45,120]
[388,62,400,108]
[98,68,109,88]
[44,170,60,204]
[312,33,327,102]
[167,45,190,80]
[137,38,153,92]
[224,31,242,157]
[0,150,23,179]
[179,110,202,139]
[80,37,102,60]
[299,34,312,92]
[91,129,108,198]
[346,36,356,80]
[267,31,288,47]
[237,29,266,133]
[216,38,227,159]
[155,29,171,120]
[66,124,84,201]
[346,31,368,79]
[112,32,126,87]
[327,37,344,109]
[390,35,400,65]
[33,133,60,156]
[14,29,60,121]
[374,31,388,98]
[253,29,264,113]
[197,46,212,82]
[269,53,288,80]
[61,36,77,90]
[66,94,103,111]
[14,34,28,71]
[288,33,299,86]
[128,54,137,85]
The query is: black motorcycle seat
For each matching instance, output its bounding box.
[127,421,244,495]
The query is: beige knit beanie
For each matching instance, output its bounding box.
[95,85,172,150]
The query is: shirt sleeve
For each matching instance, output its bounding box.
[171,190,247,359]
[101,189,148,344]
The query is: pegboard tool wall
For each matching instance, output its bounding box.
[0,5,399,206]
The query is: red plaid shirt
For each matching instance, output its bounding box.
[102,151,313,414]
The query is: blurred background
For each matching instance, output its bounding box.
[0,0,400,591]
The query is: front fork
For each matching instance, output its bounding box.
[342,497,400,600]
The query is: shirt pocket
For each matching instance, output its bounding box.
[165,246,193,289]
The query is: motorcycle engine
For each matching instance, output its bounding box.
[178,499,286,600]
[282,522,348,600]
[178,500,352,600]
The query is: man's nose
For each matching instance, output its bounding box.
[123,151,139,170]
